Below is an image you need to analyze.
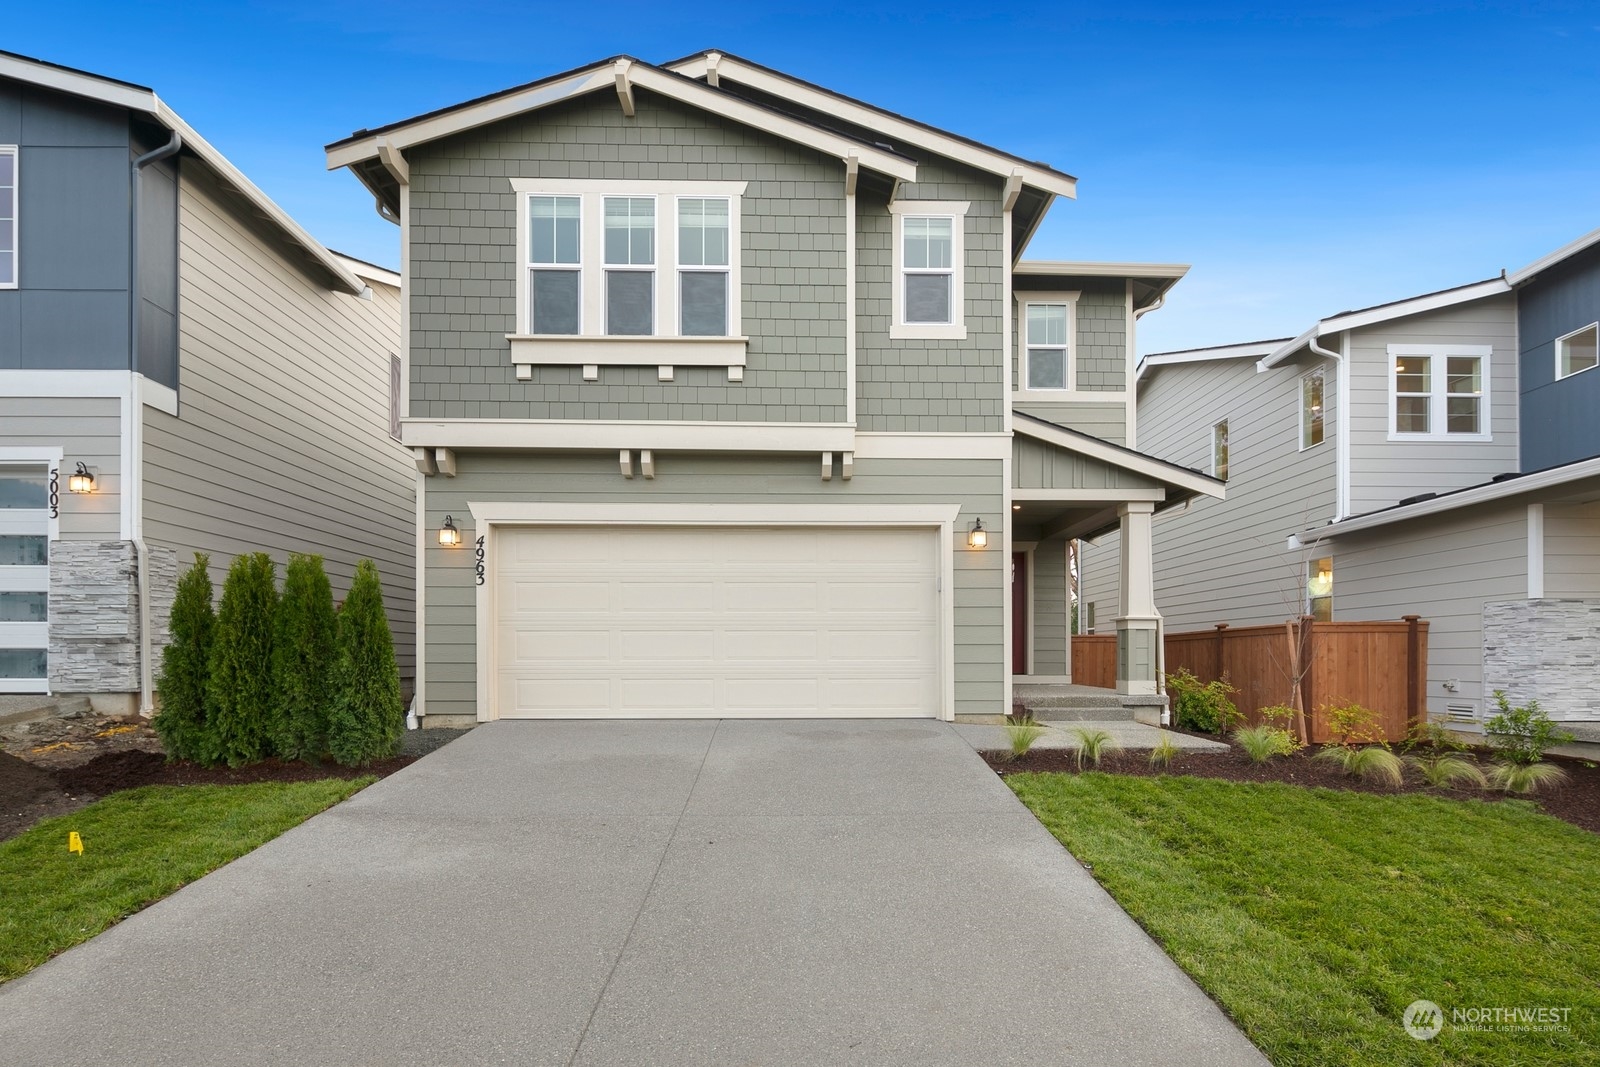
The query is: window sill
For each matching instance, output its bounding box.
[1385,432,1493,443]
[506,334,748,367]
[1011,389,1129,402]
[890,323,967,341]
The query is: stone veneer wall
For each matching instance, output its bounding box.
[1482,599,1600,719]
[48,541,178,694]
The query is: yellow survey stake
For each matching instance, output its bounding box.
[68,832,83,856]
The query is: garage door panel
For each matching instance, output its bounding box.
[493,525,940,719]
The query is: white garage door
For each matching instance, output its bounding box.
[493,525,940,718]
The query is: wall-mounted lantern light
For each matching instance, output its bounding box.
[968,518,987,549]
[67,462,96,494]
[438,515,462,547]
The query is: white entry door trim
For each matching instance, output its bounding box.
[466,503,962,722]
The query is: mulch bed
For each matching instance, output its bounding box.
[985,742,1600,835]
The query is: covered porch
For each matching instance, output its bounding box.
[1009,413,1224,713]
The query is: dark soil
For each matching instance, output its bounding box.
[985,742,1600,835]
[0,751,85,843]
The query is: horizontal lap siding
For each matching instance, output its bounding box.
[421,453,1003,718]
[1335,507,1526,717]
[1346,295,1519,516]
[1546,501,1600,598]
[0,397,121,539]
[408,91,846,422]
[143,170,415,679]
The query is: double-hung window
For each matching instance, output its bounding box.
[1557,323,1598,380]
[0,146,16,289]
[1388,344,1491,441]
[603,196,655,335]
[889,201,967,339]
[529,195,581,335]
[677,197,730,336]
[1024,303,1071,390]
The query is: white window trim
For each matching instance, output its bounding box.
[1386,343,1492,443]
[1211,418,1229,481]
[1012,290,1079,396]
[0,145,16,290]
[1555,321,1599,382]
[1298,367,1326,451]
[507,178,747,369]
[0,449,60,694]
[889,200,968,340]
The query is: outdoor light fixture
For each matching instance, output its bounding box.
[1012,503,1021,511]
[67,462,95,494]
[438,515,462,547]
[968,518,987,549]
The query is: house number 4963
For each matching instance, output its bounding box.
[474,536,486,586]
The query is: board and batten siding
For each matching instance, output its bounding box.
[1030,539,1068,675]
[1345,294,1519,517]
[1334,507,1528,718]
[855,157,1005,433]
[1545,501,1600,598]
[142,167,415,678]
[421,452,1004,719]
[406,90,847,424]
[0,396,121,539]
[1080,355,1338,630]
[1517,244,1600,472]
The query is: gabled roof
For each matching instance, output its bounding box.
[1012,411,1225,502]
[1259,277,1511,369]
[0,50,364,296]
[1135,338,1290,383]
[1506,223,1600,286]
[325,54,920,215]
[331,251,401,289]
[1014,260,1190,317]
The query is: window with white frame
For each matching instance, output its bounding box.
[512,179,745,346]
[1300,368,1325,449]
[1557,323,1598,380]
[889,201,967,340]
[1306,557,1332,622]
[1024,302,1071,389]
[0,146,15,289]
[1388,344,1491,440]
[1212,419,1229,481]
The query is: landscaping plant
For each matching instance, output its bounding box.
[205,553,279,767]
[1483,692,1574,794]
[1164,667,1241,734]
[326,560,405,767]
[1402,719,1486,789]
[1148,734,1180,769]
[1002,716,1047,761]
[1068,726,1120,769]
[1488,761,1568,795]
[1234,724,1298,764]
[270,553,337,760]
[153,553,215,763]
[1313,702,1404,786]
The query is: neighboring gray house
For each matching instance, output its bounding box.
[1081,228,1600,724]
[326,50,1222,725]
[0,52,413,711]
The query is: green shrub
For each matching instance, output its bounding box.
[1257,704,1307,748]
[1321,702,1386,747]
[1165,668,1241,734]
[1002,717,1046,761]
[1234,724,1297,764]
[270,553,337,760]
[1068,726,1120,769]
[205,553,279,767]
[1405,752,1487,790]
[153,553,215,763]
[1488,761,1569,794]
[1149,734,1180,769]
[327,560,404,767]
[1312,744,1404,787]
[1485,691,1574,766]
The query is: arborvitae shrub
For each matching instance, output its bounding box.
[153,553,215,762]
[270,553,336,760]
[326,559,404,766]
[206,552,279,767]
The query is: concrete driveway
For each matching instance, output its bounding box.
[0,720,1267,1066]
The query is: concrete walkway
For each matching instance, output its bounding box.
[0,720,1267,1066]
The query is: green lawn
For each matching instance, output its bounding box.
[0,779,370,983]
[1008,773,1600,1067]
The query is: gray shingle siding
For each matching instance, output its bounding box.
[1075,287,1128,390]
[406,89,847,422]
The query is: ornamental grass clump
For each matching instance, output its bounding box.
[1402,720,1487,790]
[1148,734,1180,770]
[1312,702,1404,787]
[269,554,337,761]
[1002,716,1047,761]
[1164,668,1241,734]
[206,553,279,768]
[1233,705,1303,764]
[326,560,405,767]
[1484,691,1573,794]
[153,553,215,763]
[1068,726,1120,770]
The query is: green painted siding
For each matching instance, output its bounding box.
[1011,436,1163,491]
[856,159,1006,432]
[407,90,847,422]
[1031,539,1069,675]
[1075,288,1128,390]
[1013,402,1127,445]
[420,452,1005,718]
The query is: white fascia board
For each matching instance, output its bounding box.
[1135,341,1282,383]
[1307,455,1600,540]
[402,419,857,453]
[328,63,916,183]
[1013,417,1224,500]
[0,53,155,113]
[667,53,1075,198]
[1015,261,1189,280]
[1261,279,1512,370]
[1506,224,1600,286]
[466,502,962,526]
[334,254,401,289]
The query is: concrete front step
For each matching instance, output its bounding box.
[1025,704,1138,722]
[0,695,93,728]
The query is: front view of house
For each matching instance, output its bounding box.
[328,51,1221,724]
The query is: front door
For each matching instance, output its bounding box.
[1011,551,1027,675]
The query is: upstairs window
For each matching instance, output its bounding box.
[677,197,730,336]
[1557,323,1598,380]
[603,196,655,336]
[0,146,15,288]
[889,201,968,340]
[1300,368,1325,449]
[1212,419,1229,481]
[1388,344,1491,441]
[1025,303,1071,390]
[529,195,581,335]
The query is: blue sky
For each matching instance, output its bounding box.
[9,2,1600,353]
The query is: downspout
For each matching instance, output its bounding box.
[1307,332,1349,520]
[130,128,182,718]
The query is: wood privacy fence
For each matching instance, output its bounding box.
[1071,617,1429,742]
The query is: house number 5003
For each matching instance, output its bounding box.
[47,468,60,518]
[474,536,486,586]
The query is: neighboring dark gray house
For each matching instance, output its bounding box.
[0,52,412,709]
[1082,226,1600,725]
[326,50,1223,725]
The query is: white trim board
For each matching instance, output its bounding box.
[1136,339,1287,382]
[1260,278,1511,370]
[0,370,177,415]
[1012,417,1224,500]
[402,418,856,453]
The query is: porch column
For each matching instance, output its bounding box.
[1115,501,1161,696]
